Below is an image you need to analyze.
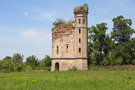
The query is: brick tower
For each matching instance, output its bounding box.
[51,5,88,71]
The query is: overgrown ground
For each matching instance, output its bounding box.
[0,70,135,90]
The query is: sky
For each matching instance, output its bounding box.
[0,0,135,60]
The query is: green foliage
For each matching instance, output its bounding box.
[53,18,66,26]
[0,60,2,70]
[1,57,14,73]
[13,53,23,64]
[23,65,32,72]
[88,15,135,66]
[88,23,108,65]
[72,66,77,71]
[26,55,39,69]
[111,15,134,44]
[39,55,52,71]
[14,63,24,72]
[79,3,89,10]
[110,16,135,64]
[53,19,73,26]
[132,60,135,65]
[0,54,52,73]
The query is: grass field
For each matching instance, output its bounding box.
[0,70,135,90]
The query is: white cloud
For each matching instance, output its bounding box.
[22,30,51,42]
[24,12,28,16]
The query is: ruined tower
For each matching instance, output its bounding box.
[51,5,88,71]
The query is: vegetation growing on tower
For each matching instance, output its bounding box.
[53,18,73,27]
[74,3,88,13]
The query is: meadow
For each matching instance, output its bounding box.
[0,70,135,90]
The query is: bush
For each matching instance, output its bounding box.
[23,65,32,72]
[2,59,14,73]
[72,66,77,71]
[15,63,24,72]
[132,60,135,65]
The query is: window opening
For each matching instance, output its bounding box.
[79,29,81,33]
[79,38,81,43]
[79,48,81,53]
[57,46,59,54]
[66,46,69,53]
[79,19,81,24]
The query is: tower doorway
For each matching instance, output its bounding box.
[55,62,59,71]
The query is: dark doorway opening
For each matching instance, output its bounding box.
[55,62,59,71]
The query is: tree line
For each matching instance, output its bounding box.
[88,15,135,66]
[0,54,52,73]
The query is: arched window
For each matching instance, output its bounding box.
[57,46,59,54]
[66,46,69,53]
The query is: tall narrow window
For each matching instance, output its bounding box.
[79,48,81,53]
[79,19,81,24]
[79,29,81,34]
[83,19,85,24]
[66,46,69,53]
[75,19,77,23]
[57,46,59,54]
[79,38,81,43]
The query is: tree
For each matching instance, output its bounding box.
[26,55,39,69]
[111,15,135,64]
[111,15,135,44]
[2,56,14,72]
[13,53,23,64]
[43,55,52,67]
[0,60,2,70]
[88,23,108,66]
[39,55,52,70]
[15,62,24,72]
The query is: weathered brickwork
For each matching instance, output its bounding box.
[51,6,88,71]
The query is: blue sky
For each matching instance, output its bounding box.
[0,0,135,60]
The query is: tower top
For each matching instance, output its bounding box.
[74,4,89,14]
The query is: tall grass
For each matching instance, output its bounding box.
[0,70,135,90]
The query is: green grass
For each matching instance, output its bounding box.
[0,70,135,90]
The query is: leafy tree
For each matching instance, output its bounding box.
[39,55,52,70]
[111,15,135,64]
[26,55,39,69]
[2,56,14,72]
[111,15,135,44]
[13,53,23,64]
[0,60,2,70]
[43,55,52,67]
[15,62,24,72]
[88,23,108,66]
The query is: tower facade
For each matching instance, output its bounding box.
[51,6,88,71]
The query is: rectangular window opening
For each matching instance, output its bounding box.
[79,29,81,33]
[79,38,81,43]
[79,19,81,24]
[79,48,81,53]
